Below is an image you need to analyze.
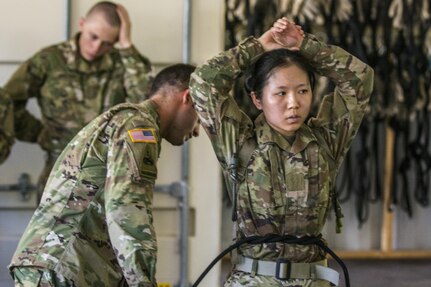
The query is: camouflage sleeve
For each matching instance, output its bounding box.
[119,46,154,103]
[302,33,374,170]
[0,89,14,164]
[4,54,44,142]
[104,120,158,287]
[189,37,262,169]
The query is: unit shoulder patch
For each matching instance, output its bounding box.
[128,128,157,143]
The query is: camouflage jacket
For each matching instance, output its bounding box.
[0,88,14,164]
[5,33,153,154]
[190,35,374,262]
[9,100,161,287]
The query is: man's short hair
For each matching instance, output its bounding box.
[87,1,120,27]
[149,64,196,97]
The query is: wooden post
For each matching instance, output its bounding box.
[334,122,431,259]
[381,123,395,252]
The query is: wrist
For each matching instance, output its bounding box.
[118,41,132,49]
[257,36,271,51]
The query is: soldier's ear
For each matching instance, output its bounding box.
[250,92,263,110]
[79,17,86,31]
[180,89,191,105]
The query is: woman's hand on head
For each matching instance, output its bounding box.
[258,27,285,51]
[270,17,304,51]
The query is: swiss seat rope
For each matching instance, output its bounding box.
[192,233,350,287]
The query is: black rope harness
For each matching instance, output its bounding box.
[192,233,350,287]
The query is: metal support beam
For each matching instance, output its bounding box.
[179,0,192,286]
[64,0,71,40]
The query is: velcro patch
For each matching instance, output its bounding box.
[128,128,156,143]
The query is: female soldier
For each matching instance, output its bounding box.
[190,17,373,286]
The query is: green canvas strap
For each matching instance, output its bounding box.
[228,136,257,221]
[312,131,344,233]
[235,255,339,286]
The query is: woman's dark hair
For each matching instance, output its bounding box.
[244,49,315,99]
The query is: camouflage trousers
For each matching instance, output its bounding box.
[223,270,331,287]
[11,267,76,287]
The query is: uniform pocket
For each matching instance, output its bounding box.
[244,149,285,215]
[39,72,81,121]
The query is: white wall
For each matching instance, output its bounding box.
[189,1,224,284]
[0,2,66,286]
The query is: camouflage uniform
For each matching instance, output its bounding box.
[9,100,161,287]
[5,33,153,198]
[0,88,14,164]
[190,34,373,286]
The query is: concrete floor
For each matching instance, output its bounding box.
[220,259,431,286]
[332,259,431,287]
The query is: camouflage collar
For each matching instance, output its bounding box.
[107,100,160,133]
[59,33,115,73]
[139,100,162,157]
[139,100,160,129]
[254,113,317,154]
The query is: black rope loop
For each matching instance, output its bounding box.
[192,233,350,287]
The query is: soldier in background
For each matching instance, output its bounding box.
[0,88,14,164]
[4,1,153,201]
[9,64,200,287]
[190,17,373,286]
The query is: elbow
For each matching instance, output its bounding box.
[358,65,374,103]
[363,65,374,96]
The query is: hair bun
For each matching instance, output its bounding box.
[244,74,254,94]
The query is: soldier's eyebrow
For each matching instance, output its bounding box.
[101,40,115,47]
[90,32,116,46]
[276,83,309,89]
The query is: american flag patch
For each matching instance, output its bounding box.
[128,128,156,143]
